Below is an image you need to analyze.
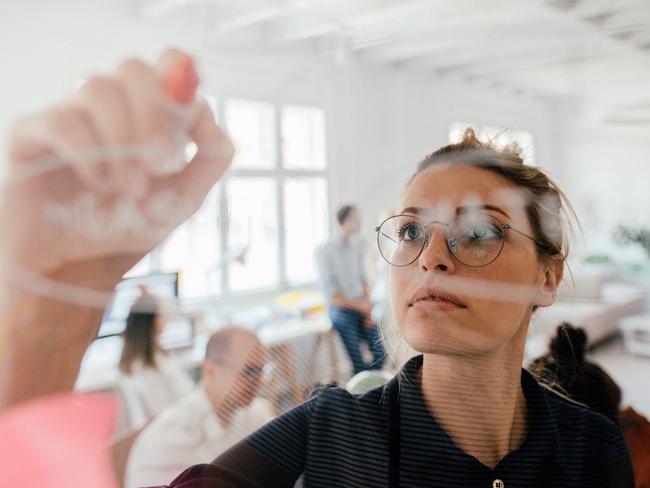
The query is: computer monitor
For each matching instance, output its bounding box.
[97,272,179,338]
[158,314,195,351]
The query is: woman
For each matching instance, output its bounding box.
[531,323,650,487]
[118,292,194,428]
[528,322,622,425]
[164,130,633,488]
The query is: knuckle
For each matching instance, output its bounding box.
[116,58,151,79]
[76,76,124,102]
[44,106,80,133]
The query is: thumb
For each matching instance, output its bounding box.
[157,99,234,210]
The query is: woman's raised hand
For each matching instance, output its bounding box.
[0,48,234,296]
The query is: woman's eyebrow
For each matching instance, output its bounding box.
[457,204,511,219]
[399,205,511,219]
[399,206,427,216]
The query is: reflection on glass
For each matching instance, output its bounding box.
[282,106,326,170]
[449,122,536,165]
[227,178,278,292]
[284,178,328,284]
[225,99,276,169]
[159,185,221,298]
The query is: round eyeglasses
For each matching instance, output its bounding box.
[375,213,547,268]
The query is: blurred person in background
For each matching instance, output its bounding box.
[316,205,385,375]
[530,323,650,487]
[125,326,273,488]
[528,322,622,425]
[117,291,195,428]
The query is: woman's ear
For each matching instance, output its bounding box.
[533,258,564,308]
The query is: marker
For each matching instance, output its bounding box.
[161,54,200,174]
[164,54,199,105]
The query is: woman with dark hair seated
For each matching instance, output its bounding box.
[530,322,650,487]
[528,322,622,425]
[118,293,194,427]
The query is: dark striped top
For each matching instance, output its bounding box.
[161,355,634,488]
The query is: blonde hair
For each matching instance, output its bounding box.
[410,128,576,261]
[381,128,579,374]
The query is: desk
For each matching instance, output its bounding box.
[257,316,341,410]
[621,314,650,357]
[76,314,341,407]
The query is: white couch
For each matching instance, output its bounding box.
[525,268,647,361]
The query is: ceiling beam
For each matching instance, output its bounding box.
[266,0,434,44]
[398,37,585,73]
[350,0,540,49]
[356,18,577,64]
[212,3,298,32]
[136,0,196,17]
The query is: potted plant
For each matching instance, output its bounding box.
[615,225,650,260]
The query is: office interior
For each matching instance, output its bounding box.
[1,1,650,487]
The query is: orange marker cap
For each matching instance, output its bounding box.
[164,54,199,105]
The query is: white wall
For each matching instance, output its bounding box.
[0,0,205,144]
[1,0,560,265]
[554,101,650,260]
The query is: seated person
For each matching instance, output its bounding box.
[125,326,273,488]
[118,292,195,428]
[528,322,621,425]
[531,323,650,487]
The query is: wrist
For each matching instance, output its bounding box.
[0,258,128,408]
[0,297,105,408]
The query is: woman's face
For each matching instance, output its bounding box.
[390,164,562,357]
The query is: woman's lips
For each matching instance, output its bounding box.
[410,296,464,312]
[409,286,467,309]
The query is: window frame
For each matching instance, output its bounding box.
[146,98,330,302]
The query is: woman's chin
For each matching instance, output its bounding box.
[400,318,493,356]
[403,327,464,355]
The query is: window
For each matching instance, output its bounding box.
[225,99,276,169]
[282,106,326,170]
[284,178,328,284]
[226,178,279,292]
[449,122,535,165]
[159,185,222,299]
[128,100,329,299]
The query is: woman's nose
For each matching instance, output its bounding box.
[417,223,456,273]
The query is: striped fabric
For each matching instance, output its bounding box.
[162,355,634,488]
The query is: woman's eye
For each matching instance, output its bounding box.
[465,223,500,241]
[398,223,423,241]
[472,225,488,238]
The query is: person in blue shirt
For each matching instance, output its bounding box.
[316,205,385,375]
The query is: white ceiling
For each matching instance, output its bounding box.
[138,0,650,124]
